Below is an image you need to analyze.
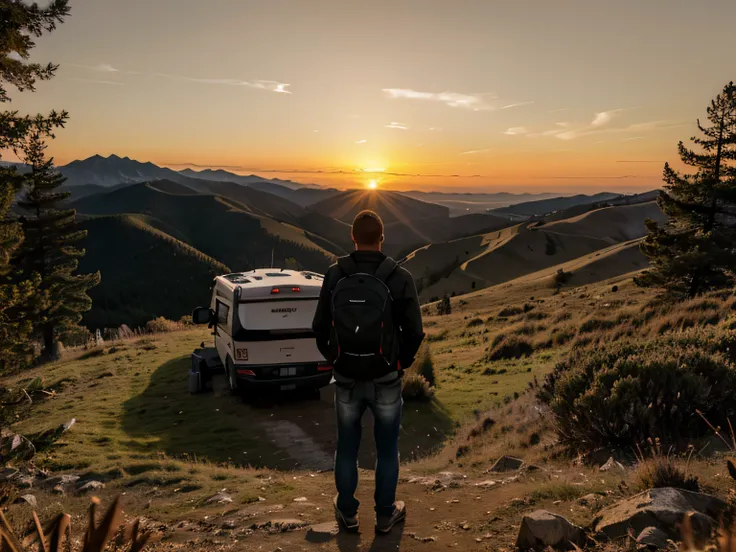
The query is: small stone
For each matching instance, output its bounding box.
[77,480,105,493]
[578,493,599,506]
[307,521,339,539]
[293,497,308,502]
[636,526,670,549]
[476,538,482,543]
[15,494,37,508]
[52,485,65,495]
[461,523,471,530]
[206,492,233,504]
[475,480,497,488]
[599,457,626,472]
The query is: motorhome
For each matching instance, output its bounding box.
[192,269,332,395]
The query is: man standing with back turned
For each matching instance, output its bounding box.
[313,210,425,534]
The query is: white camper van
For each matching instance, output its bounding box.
[192,269,332,394]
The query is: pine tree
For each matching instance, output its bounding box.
[15,134,100,359]
[637,82,736,297]
[0,0,70,370]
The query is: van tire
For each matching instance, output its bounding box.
[226,358,240,396]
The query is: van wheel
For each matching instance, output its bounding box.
[226,359,240,396]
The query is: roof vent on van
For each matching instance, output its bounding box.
[265,273,291,278]
[224,274,251,284]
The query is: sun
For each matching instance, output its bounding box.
[367,180,379,190]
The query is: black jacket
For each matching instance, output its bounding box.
[312,250,425,375]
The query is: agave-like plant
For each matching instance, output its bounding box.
[0,496,153,552]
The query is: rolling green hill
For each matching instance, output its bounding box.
[78,215,229,329]
[73,182,338,274]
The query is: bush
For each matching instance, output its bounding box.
[437,295,452,316]
[537,331,736,452]
[553,268,571,289]
[412,343,436,387]
[59,324,93,348]
[145,317,181,334]
[402,373,434,401]
[636,454,699,492]
[466,317,484,328]
[550,326,576,346]
[486,335,534,361]
[578,317,617,334]
[498,306,523,318]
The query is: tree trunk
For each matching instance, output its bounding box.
[42,324,59,361]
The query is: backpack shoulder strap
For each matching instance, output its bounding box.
[374,257,398,284]
[337,256,359,277]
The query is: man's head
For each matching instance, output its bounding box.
[351,210,384,251]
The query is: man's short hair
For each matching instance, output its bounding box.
[352,210,384,245]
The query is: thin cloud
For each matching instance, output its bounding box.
[67,63,121,73]
[622,136,644,141]
[503,126,528,135]
[549,107,569,113]
[356,139,367,144]
[382,88,496,111]
[591,109,625,127]
[385,122,408,130]
[427,127,442,131]
[66,77,125,86]
[500,101,534,110]
[154,73,291,94]
[460,147,492,155]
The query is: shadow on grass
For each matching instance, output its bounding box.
[121,356,454,471]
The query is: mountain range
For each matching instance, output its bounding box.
[4,154,662,328]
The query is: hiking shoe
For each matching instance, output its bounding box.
[375,501,406,534]
[334,495,359,533]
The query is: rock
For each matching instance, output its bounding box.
[251,519,308,534]
[636,526,670,549]
[206,492,233,504]
[77,480,105,493]
[408,471,466,490]
[52,485,65,496]
[408,533,437,543]
[594,488,726,542]
[600,457,626,473]
[16,476,35,489]
[515,510,586,550]
[293,497,308,502]
[42,474,80,488]
[475,480,497,488]
[15,494,37,508]
[489,456,524,473]
[306,521,339,542]
[0,433,36,461]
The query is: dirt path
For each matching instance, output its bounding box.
[180,468,531,551]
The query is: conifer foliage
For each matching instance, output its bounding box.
[15,135,100,359]
[638,82,736,297]
[0,0,71,370]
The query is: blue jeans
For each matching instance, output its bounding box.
[334,375,403,518]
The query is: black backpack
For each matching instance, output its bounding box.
[331,256,398,380]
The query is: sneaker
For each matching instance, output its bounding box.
[334,495,359,533]
[375,501,406,534]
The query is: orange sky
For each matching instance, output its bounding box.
[7,0,736,193]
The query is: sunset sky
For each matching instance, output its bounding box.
[8,0,736,193]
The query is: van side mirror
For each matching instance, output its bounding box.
[192,307,213,325]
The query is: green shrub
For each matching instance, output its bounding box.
[59,324,93,347]
[412,343,436,387]
[145,317,181,334]
[402,373,434,401]
[537,331,736,452]
[498,306,523,318]
[550,326,576,346]
[578,317,617,334]
[486,335,534,361]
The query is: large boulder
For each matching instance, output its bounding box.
[516,510,586,550]
[594,488,726,543]
[490,456,524,473]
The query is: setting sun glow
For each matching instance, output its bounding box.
[367,180,379,190]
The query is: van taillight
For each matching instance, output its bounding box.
[292,287,300,292]
[317,363,333,371]
[271,287,280,294]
